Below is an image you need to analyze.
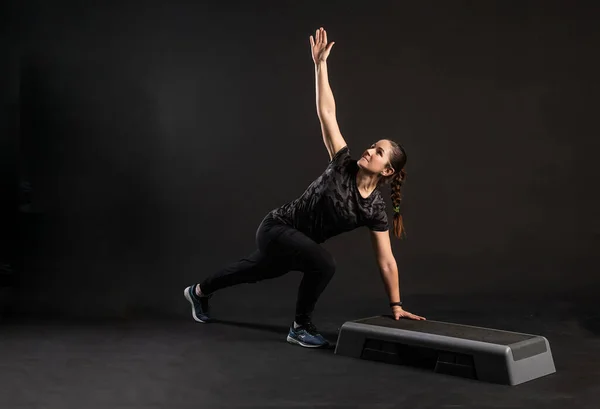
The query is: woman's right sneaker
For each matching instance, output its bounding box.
[286,322,330,348]
[183,285,212,323]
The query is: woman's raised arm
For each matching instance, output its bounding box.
[310,27,347,161]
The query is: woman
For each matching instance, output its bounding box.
[184,27,425,348]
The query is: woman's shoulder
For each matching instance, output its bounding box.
[328,145,350,164]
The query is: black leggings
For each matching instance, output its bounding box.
[199,213,336,325]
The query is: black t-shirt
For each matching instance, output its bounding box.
[270,145,389,243]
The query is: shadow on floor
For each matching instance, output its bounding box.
[209,318,339,350]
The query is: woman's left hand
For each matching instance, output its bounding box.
[392,306,426,321]
[310,27,335,64]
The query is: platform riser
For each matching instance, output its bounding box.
[335,322,556,385]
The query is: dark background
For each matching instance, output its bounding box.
[2,0,599,320]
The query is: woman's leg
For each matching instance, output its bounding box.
[197,249,290,295]
[197,214,292,295]
[192,212,336,328]
[185,213,292,322]
[271,227,336,326]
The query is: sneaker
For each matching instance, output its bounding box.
[183,285,212,323]
[286,322,329,348]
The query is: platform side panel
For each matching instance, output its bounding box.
[508,339,557,385]
[334,325,368,358]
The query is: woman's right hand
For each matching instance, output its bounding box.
[310,27,335,65]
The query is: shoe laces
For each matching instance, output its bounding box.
[300,322,319,336]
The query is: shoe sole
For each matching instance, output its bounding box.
[286,335,328,348]
[183,286,208,323]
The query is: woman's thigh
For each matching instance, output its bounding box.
[256,214,334,272]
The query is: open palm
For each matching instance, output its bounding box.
[393,306,426,321]
[310,27,335,64]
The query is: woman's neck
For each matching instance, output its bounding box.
[356,168,379,198]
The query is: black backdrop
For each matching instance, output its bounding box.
[4,0,599,319]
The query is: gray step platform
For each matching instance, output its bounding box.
[334,316,556,385]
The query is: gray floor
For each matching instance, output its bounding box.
[1,294,598,409]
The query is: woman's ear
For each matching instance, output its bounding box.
[382,166,395,177]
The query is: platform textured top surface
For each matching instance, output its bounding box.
[353,316,536,345]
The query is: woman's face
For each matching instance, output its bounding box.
[357,139,395,177]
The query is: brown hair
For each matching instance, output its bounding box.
[378,140,408,239]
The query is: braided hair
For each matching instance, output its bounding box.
[378,140,408,239]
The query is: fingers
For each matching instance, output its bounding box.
[310,35,314,48]
[400,311,426,320]
[314,27,329,45]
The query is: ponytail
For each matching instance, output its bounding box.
[390,167,407,239]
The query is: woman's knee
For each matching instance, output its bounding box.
[317,253,336,278]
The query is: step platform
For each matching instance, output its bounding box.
[334,316,556,385]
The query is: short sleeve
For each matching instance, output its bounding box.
[367,199,389,232]
[328,145,351,168]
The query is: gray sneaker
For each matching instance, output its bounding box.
[183,285,212,323]
[286,322,330,348]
